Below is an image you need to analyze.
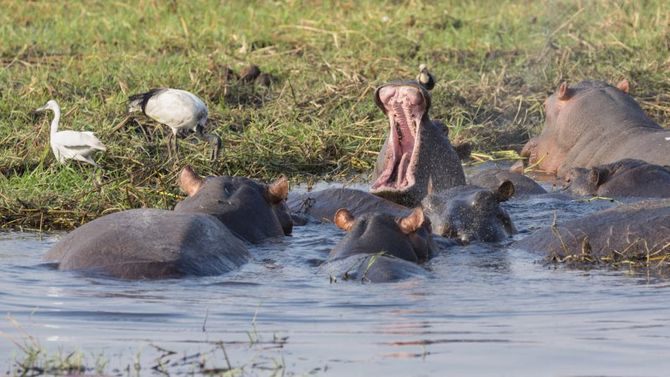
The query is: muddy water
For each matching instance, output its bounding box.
[2,183,670,376]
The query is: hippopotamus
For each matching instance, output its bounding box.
[288,187,409,222]
[514,199,670,262]
[44,209,250,279]
[289,186,514,243]
[370,79,466,206]
[564,159,670,198]
[421,183,516,243]
[468,168,547,197]
[175,166,292,243]
[521,80,670,177]
[322,207,435,282]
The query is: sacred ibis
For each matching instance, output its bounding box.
[127,88,221,161]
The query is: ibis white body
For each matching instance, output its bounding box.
[35,100,106,167]
[128,88,220,160]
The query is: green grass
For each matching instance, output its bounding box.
[1,0,669,230]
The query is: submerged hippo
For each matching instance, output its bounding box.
[421,183,516,243]
[468,168,547,197]
[370,78,465,206]
[175,166,292,243]
[44,209,250,279]
[323,207,435,282]
[290,186,513,243]
[515,199,670,262]
[564,159,670,198]
[521,80,670,177]
[288,187,409,222]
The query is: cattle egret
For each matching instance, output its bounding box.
[127,88,221,161]
[34,100,107,167]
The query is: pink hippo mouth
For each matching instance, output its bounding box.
[371,84,428,195]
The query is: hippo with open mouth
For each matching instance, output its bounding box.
[370,75,466,206]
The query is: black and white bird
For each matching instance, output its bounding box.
[127,88,221,161]
[34,100,107,167]
[416,64,436,91]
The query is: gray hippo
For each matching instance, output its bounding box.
[175,166,292,243]
[563,159,670,198]
[44,209,250,279]
[515,199,670,264]
[322,207,435,282]
[370,77,466,206]
[468,168,547,197]
[421,183,516,243]
[289,186,514,243]
[521,80,670,177]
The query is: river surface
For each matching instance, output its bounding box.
[2,181,670,376]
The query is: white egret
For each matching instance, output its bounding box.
[127,88,221,161]
[34,100,107,167]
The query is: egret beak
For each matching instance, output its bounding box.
[32,105,48,115]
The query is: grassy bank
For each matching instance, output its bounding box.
[1,0,669,230]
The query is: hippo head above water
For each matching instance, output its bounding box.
[329,207,434,264]
[370,74,465,207]
[521,79,666,177]
[421,182,516,244]
[563,159,670,198]
[174,166,293,243]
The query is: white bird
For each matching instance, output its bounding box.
[127,88,221,161]
[34,100,107,167]
[416,64,436,91]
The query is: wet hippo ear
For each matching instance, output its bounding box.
[266,175,289,204]
[398,207,425,234]
[557,82,572,101]
[616,79,630,93]
[334,208,355,231]
[495,180,515,202]
[179,165,204,196]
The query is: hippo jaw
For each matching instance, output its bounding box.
[371,84,428,201]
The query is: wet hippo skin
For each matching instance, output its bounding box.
[468,168,547,197]
[370,81,465,206]
[514,199,670,260]
[563,159,670,198]
[175,166,292,243]
[323,208,435,282]
[421,183,516,243]
[521,80,670,177]
[44,209,250,279]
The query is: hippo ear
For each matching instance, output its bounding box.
[266,175,289,204]
[179,165,204,196]
[398,207,425,234]
[334,208,355,231]
[616,79,630,93]
[495,180,515,202]
[557,82,572,101]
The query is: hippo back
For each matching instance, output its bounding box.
[515,199,670,260]
[45,209,250,279]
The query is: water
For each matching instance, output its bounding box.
[2,185,670,376]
